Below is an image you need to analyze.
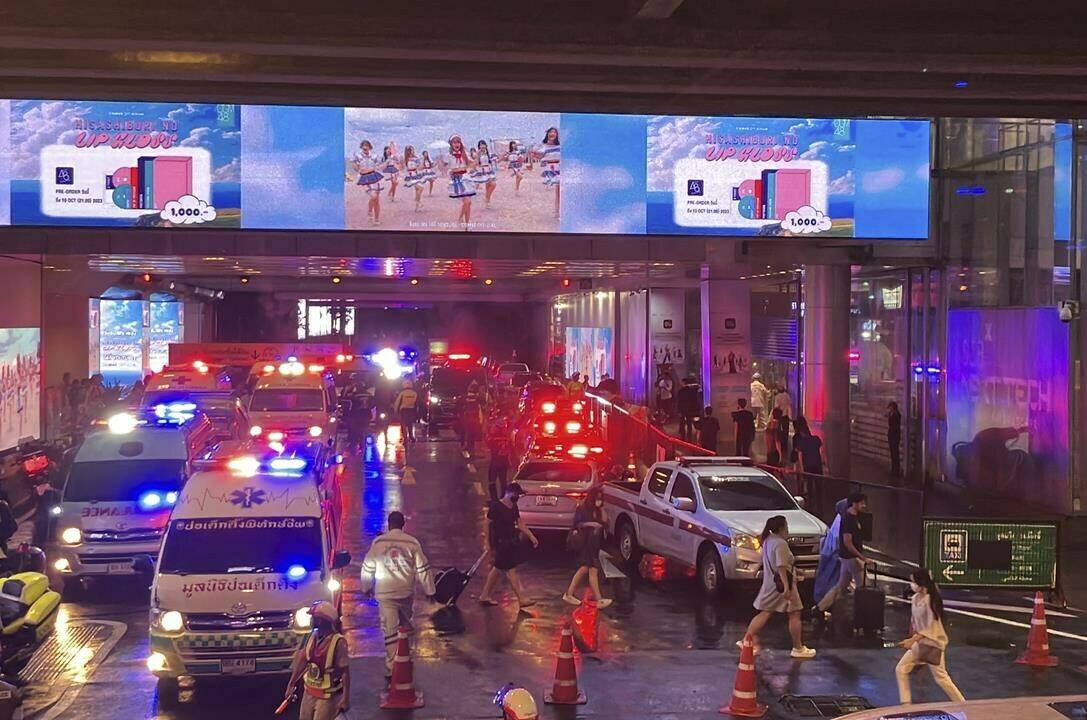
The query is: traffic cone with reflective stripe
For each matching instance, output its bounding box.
[380,626,425,708]
[1016,591,1059,667]
[571,591,600,652]
[720,634,766,717]
[544,617,587,705]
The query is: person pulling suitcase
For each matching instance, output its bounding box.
[815,492,869,620]
[360,511,436,687]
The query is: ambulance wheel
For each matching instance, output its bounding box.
[156,678,179,710]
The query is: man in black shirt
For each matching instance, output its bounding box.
[695,406,720,453]
[676,377,702,441]
[887,401,902,476]
[816,492,869,614]
[731,398,756,458]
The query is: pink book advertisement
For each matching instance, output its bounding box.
[152,156,193,209]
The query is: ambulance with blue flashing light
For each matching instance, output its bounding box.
[146,453,350,687]
[140,362,233,407]
[51,410,217,592]
[246,360,338,445]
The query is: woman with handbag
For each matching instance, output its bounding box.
[895,568,965,703]
[743,515,816,658]
[562,487,612,608]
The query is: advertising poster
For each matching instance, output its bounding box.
[0,100,9,226]
[0,328,40,451]
[646,116,929,238]
[241,105,344,229]
[946,308,1070,514]
[9,100,240,227]
[99,299,145,386]
[564,327,613,387]
[149,301,182,374]
[344,108,561,233]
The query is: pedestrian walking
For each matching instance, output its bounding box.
[731,398,756,458]
[765,408,783,466]
[478,483,539,608]
[31,478,61,548]
[393,379,420,444]
[791,415,829,490]
[486,414,512,500]
[887,401,902,476]
[813,497,850,608]
[562,487,612,608]
[676,376,701,441]
[743,515,816,658]
[655,370,675,418]
[816,492,869,617]
[360,511,436,685]
[695,406,720,453]
[895,568,966,704]
[285,601,350,720]
[460,382,483,455]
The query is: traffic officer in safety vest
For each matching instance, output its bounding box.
[285,600,350,720]
[360,511,436,685]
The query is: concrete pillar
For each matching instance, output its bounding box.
[802,264,851,479]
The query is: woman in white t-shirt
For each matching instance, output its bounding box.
[895,568,965,704]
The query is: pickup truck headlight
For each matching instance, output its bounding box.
[732,533,761,551]
[60,527,82,545]
[151,608,184,633]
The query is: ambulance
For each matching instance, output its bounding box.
[52,410,217,591]
[246,360,338,444]
[140,362,233,408]
[146,453,350,688]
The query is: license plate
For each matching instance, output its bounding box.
[107,561,132,573]
[535,495,558,506]
[221,658,256,674]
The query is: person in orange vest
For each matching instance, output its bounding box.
[285,600,350,720]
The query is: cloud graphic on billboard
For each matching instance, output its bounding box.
[783,205,832,234]
[160,194,216,224]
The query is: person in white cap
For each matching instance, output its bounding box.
[360,510,436,685]
[285,600,350,720]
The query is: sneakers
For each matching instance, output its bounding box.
[790,646,817,659]
[596,598,613,609]
[562,593,581,606]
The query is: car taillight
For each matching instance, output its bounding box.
[541,402,556,414]
[565,492,587,500]
[266,431,285,442]
[543,421,557,434]
[565,421,582,433]
[569,444,589,456]
[573,402,584,413]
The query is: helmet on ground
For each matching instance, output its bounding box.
[494,684,537,720]
[309,600,338,623]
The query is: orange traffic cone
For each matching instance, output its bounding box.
[380,626,425,709]
[720,635,766,717]
[1016,591,1059,667]
[571,591,600,652]
[544,617,587,705]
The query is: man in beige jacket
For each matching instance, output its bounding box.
[360,511,436,684]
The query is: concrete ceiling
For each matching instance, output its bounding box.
[2,1,1087,116]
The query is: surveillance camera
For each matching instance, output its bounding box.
[1058,300,1078,324]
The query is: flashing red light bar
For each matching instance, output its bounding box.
[448,353,471,360]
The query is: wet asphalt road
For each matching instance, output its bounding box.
[49,430,1087,719]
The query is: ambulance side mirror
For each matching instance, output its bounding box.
[332,550,351,569]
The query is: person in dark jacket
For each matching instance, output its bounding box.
[731,398,756,458]
[676,377,702,441]
[695,406,721,453]
[887,401,902,476]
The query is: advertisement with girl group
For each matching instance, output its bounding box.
[0,99,932,238]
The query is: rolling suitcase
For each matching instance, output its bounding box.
[853,563,884,633]
[432,551,488,606]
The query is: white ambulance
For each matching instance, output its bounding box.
[52,411,216,591]
[141,362,233,408]
[246,360,338,444]
[146,454,350,689]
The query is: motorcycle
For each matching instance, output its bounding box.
[0,545,61,675]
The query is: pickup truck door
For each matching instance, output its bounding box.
[663,471,701,561]
[637,467,678,555]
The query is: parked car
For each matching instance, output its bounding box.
[512,457,599,531]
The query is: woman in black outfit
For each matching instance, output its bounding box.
[478,483,540,608]
[562,487,612,608]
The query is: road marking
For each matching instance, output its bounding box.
[886,596,1087,643]
[941,599,1077,618]
[402,467,416,485]
[38,619,127,720]
[600,552,626,579]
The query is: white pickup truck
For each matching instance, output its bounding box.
[603,457,827,595]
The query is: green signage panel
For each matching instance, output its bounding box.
[921,518,1058,589]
